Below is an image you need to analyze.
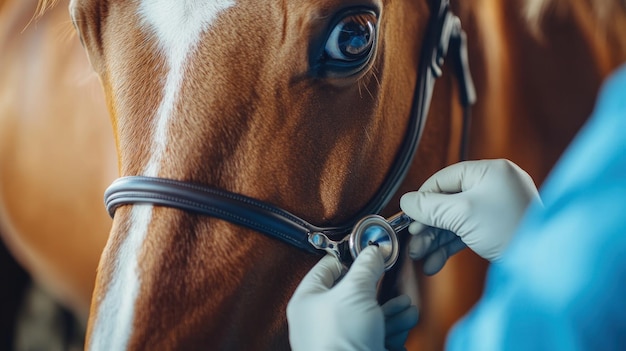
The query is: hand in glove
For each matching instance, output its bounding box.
[400,159,541,275]
[287,246,418,351]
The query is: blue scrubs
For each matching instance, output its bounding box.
[447,64,626,350]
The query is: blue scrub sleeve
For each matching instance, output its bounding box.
[446,64,626,351]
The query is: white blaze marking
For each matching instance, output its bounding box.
[89,1,235,350]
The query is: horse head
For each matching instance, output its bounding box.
[71,0,470,349]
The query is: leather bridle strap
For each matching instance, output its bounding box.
[105,176,348,254]
[344,0,475,218]
[104,0,476,257]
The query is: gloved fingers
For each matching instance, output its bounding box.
[382,295,417,351]
[339,246,385,294]
[381,295,412,317]
[489,159,537,189]
[417,160,486,193]
[291,254,343,296]
[408,227,459,260]
[422,248,446,275]
[382,296,418,336]
[384,331,409,351]
[385,310,418,338]
[408,221,427,235]
[422,237,467,275]
[408,227,437,260]
[400,191,466,232]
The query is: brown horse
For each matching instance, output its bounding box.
[2,0,468,348]
[0,0,623,349]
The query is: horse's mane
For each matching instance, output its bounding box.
[35,0,58,18]
[525,0,626,61]
[29,0,75,41]
[525,0,626,24]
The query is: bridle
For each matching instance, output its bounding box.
[104,0,475,271]
[104,0,475,270]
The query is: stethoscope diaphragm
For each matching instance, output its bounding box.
[308,212,411,271]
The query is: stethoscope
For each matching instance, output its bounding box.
[308,212,412,271]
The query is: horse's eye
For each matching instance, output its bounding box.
[324,13,376,61]
[313,9,378,78]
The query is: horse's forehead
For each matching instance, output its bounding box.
[138,0,236,49]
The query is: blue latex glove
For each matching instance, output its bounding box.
[400,159,541,275]
[287,246,418,351]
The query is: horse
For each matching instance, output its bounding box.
[66,0,480,348]
[0,0,618,349]
[3,0,469,348]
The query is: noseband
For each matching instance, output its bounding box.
[104,0,475,270]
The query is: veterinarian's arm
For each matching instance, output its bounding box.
[447,65,626,349]
[287,246,418,351]
[400,159,541,274]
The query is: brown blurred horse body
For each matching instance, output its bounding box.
[0,0,115,318]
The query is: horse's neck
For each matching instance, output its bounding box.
[88,209,316,350]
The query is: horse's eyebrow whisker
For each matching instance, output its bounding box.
[364,127,372,142]
[363,79,375,100]
[372,67,382,89]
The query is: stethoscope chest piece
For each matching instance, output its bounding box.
[349,215,399,271]
[308,212,409,271]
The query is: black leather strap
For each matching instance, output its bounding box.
[350,0,475,217]
[105,176,349,254]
